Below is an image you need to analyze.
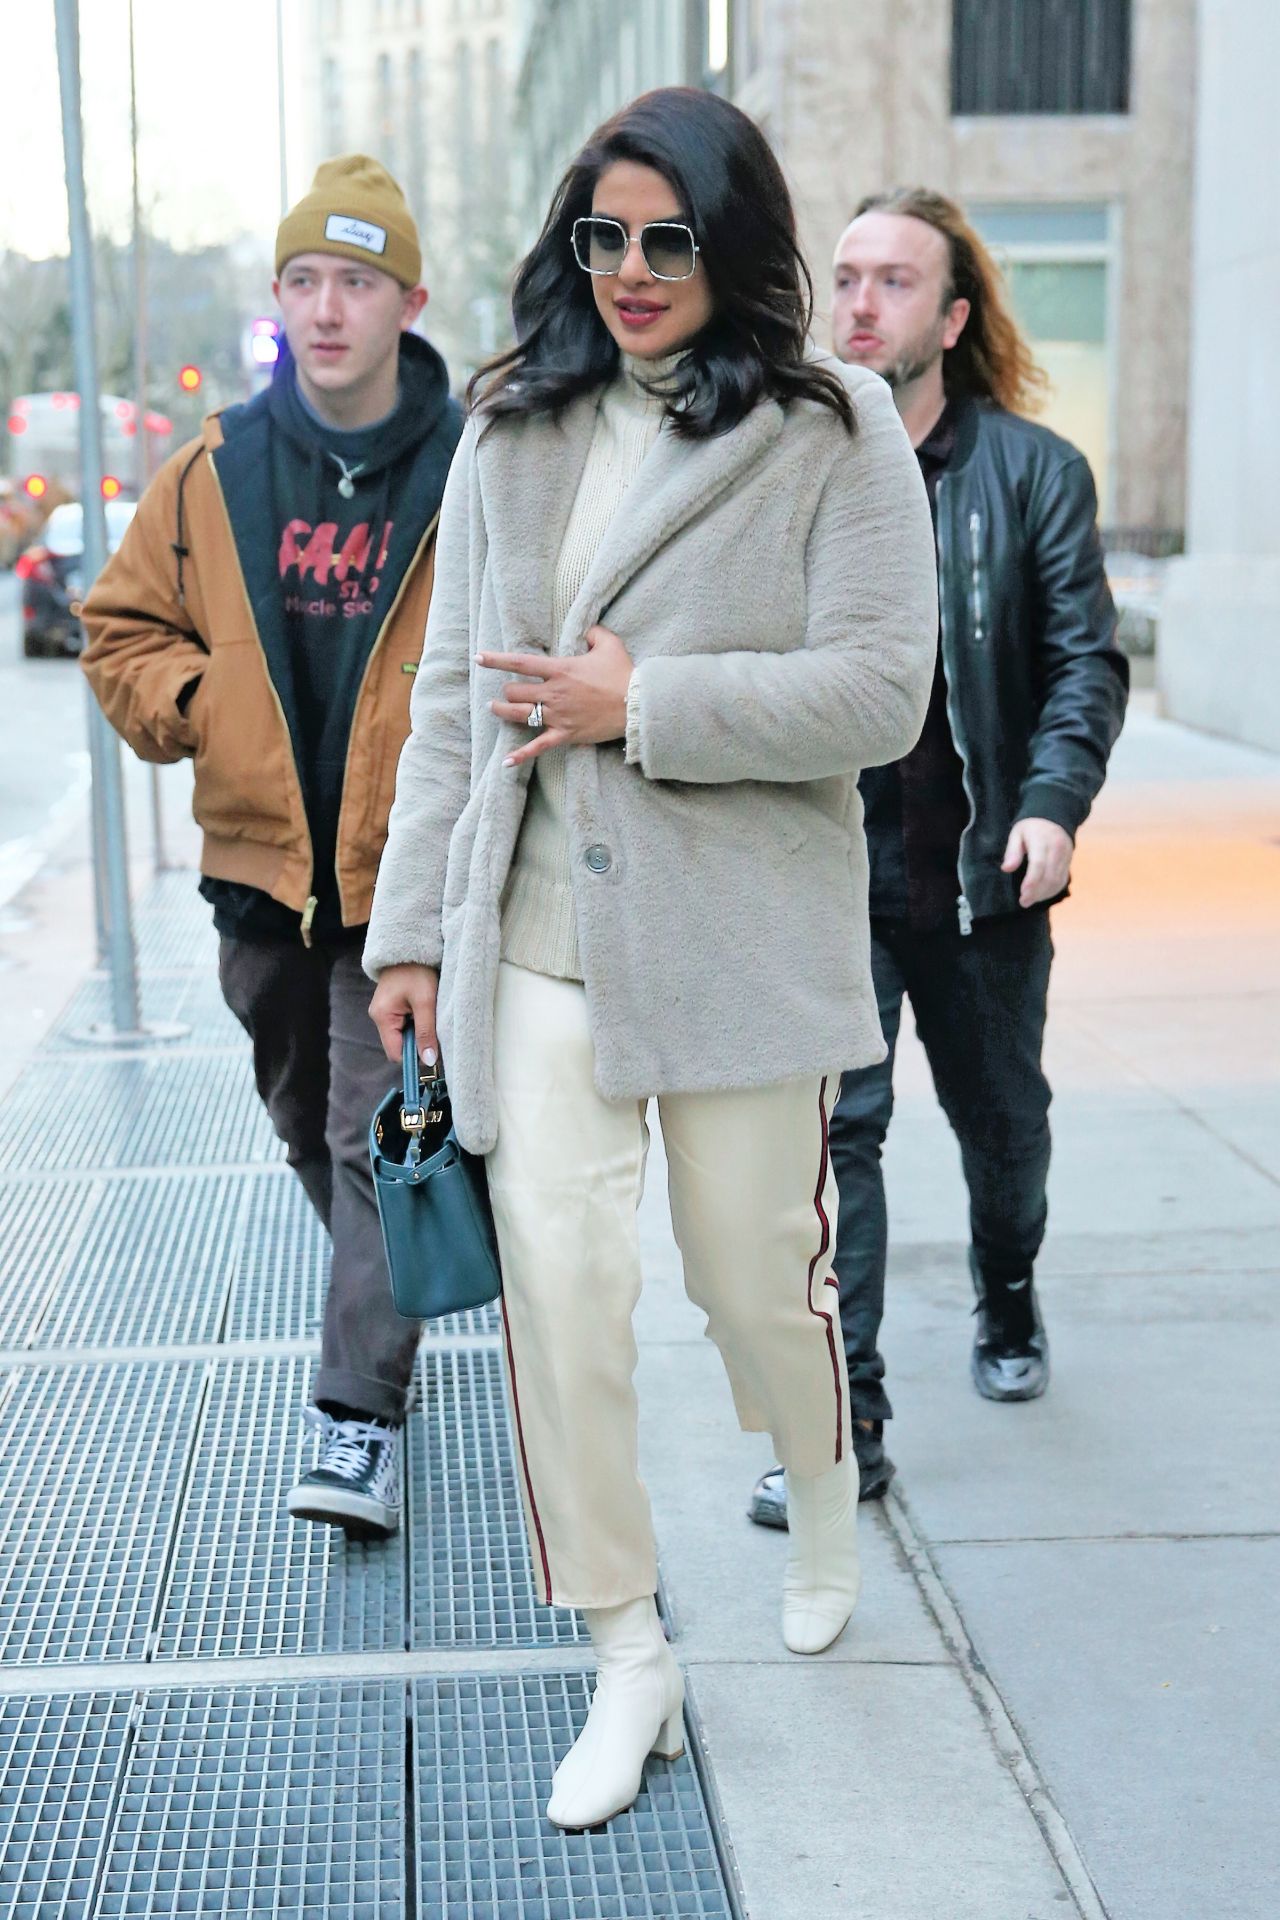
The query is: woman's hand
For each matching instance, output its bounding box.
[369,964,440,1066]
[480,624,634,767]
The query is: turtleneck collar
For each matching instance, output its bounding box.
[617,349,686,409]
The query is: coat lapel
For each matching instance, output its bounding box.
[473,399,599,654]
[568,395,785,641]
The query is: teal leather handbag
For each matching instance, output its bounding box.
[369,1022,502,1320]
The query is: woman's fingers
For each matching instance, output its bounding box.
[476,650,556,678]
[369,966,439,1065]
[502,726,571,768]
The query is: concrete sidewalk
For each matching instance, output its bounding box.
[636,693,1280,1919]
[0,694,1274,1918]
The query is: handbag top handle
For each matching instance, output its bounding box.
[400,1021,426,1133]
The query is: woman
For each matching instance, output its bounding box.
[366,88,936,1829]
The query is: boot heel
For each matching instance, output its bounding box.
[650,1705,685,1761]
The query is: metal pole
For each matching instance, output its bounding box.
[54,0,142,1035]
[128,0,169,874]
[277,0,289,219]
[129,0,148,501]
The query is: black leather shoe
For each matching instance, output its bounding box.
[971,1275,1049,1402]
[748,1425,895,1528]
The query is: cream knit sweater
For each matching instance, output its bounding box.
[499,356,675,981]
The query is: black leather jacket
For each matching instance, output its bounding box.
[875,395,1129,929]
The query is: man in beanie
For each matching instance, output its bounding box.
[82,157,464,1540]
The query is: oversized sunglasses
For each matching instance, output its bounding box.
[571,215,701,283]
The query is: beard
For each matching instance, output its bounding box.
[878,314,949,393]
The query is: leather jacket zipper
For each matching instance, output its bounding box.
[968,508,986,645]
[936,476,977,936]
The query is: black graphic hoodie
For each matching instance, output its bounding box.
[201,332,461,942]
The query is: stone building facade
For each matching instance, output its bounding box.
[512,0,1195,536]
[299,0,520,383]
[1158,0,1280,750]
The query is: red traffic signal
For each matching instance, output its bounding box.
[178,364,203,393]
[101,475,122,500]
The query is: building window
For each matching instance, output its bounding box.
[321,56,343,151]
[695,0,732,93]
[738,0,765,79]
[407,46,426,229]
[456,41,474,211]
[484,38,503,194]
[952,0,1130,115]
[376,50,396,173]
[971,204,1115,516]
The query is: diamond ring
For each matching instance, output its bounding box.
[527,702,545,730]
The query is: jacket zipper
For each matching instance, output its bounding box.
[205,449,318,944]
[334,507,441,924]
[936,476,977,936]
[968,508,985,645]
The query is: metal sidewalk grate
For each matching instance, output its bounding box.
[128,872,220,973]
[0,1054,282,1173]
[218,1167,499,1346]
[97,1682,404,1917]
[47,971,242,1052]
[0,1690,134,1920]
[154,1356,404,1660]
[0,1363,206,1665]
[412,1674,733,1920]
[427,1299,503,1341]
[0,1178,102,1349]
[0,1172,245,1351]
[223,1172,329,1343]
[409,1348,586,1650]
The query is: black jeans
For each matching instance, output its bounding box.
[218,935,421,1422]
[829,910,1053,1423]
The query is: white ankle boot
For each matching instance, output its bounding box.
[546,1596,684,1830]
[782,1455,861,1654]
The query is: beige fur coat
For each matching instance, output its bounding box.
[364,360,937,1152]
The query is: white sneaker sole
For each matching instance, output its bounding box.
[286,1483,400,1539]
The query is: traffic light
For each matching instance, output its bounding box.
[178,364,203,393]
[101,475,122,500]
[23,475,48,499]
[249,318,281,367]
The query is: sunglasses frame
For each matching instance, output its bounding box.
[571,215,702,283]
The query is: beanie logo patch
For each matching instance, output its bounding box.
[324,214,387,256]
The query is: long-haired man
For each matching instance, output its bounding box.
[753,187,1128,1521]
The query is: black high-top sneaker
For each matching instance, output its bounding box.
[970,1260,1049,1402]
[287,1407,402,1540]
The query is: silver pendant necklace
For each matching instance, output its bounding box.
[328,452,367,500]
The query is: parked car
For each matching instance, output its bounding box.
[15,500,137,657]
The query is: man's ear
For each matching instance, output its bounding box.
[943,296,971,352]
[402,284,429,329]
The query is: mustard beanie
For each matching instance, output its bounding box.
[275,154,422,287]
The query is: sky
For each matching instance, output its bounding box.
[1,0,309,260]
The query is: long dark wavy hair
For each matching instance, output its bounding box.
[469,88,855,439]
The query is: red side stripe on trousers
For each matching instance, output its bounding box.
[806,1075,844,1465]
[500,1294,554,1605]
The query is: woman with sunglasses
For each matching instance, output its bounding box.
[366,87,936,1829]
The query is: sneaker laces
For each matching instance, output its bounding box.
[302,1405,392,1483]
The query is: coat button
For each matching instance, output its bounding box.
[584,844,612,874]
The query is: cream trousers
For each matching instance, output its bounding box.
[486,962,852,1609]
